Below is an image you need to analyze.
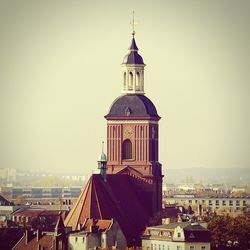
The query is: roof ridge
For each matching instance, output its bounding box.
[65,176,93,229]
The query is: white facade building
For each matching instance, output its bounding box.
[164,197,249,213]
[142,222,211,250]
[68,218,127,250]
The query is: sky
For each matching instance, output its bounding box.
[0,0,249,175]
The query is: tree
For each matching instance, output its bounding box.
[207,213,250,249]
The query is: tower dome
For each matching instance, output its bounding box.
[98,151,107,162]
[105,94,160,120]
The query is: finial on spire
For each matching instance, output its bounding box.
[102,141,104,152]
[131,10,136,37]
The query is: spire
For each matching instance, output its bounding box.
[98,142,107,182]
[129,38,138,51]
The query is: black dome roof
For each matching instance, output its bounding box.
[123,52,144,64]
[122,37,145,65]
[105,94,160,120]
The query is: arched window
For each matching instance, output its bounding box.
[129,72,133,90]
[123,72,126,89]
[136,72,140,88]
[122,139,132,159]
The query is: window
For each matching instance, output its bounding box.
[201,247,206,250]
[236,200,240,206]
[123,72,126,89]
[209,200,212,206]
[202,200,205,204]
[129,72,133,89]
[190,246,195,250]
[222,200,226,206]
[122,139,132,159]
[243,200,246,206]
[215,200,219,206]
[229,200,233,206]
[189,200,192,204]
[136,72,140,88]
[75,237,78,243]
[177,232,181,237]
[177,246,181,250]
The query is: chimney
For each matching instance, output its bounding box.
[25,230,32,245]
[198,204,203,216]
[36,229,41,242]
[90,219,99,234]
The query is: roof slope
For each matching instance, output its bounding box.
[105,94,160,120]
[65,174,150,245]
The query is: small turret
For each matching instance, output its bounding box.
[98,142,107,182]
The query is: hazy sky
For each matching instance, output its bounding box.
[0,0,249,175]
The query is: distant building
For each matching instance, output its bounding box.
[164,196,249,214]
[0,186,82,200]
[142,222,211,250]
[0,168,17,184]
[68,218,127,250]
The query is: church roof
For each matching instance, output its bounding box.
[105,94,160,120]
[64,174,150,246]
[122,37,144,65]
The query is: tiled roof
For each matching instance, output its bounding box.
[13,234,54,250]
[82,218,113,232]
[105,94,160,120]
[0,194,13,205]
[152,222,208,230]
[65,174,150,246]
[143,222,211,243]
[12,208,66,218]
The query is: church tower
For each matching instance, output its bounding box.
[105,31,163,216]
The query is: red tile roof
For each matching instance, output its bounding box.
[65,174,151,246]
[13,233,54,250]
[82,218,113,232]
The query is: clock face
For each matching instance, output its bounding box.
[124,126,133,138]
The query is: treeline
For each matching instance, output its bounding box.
[206,208,250,249]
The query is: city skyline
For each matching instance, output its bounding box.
[0,0,249,174]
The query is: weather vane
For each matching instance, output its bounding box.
[130,10,137,37]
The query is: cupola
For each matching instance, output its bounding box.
[97,142,107,182]
[122,32,145,94]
